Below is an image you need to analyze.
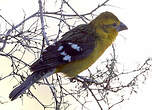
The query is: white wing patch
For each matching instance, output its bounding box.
[60,51,71,62]
[63,55,71,62]
[57,42,83,62]
[60,51,67,56]
[57,45,64,51]
[68,42,81,51]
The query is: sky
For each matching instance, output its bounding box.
[0,0,152,110]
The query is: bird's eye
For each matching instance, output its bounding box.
[112,23,117,27]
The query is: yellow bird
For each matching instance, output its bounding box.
[9,11,128,101]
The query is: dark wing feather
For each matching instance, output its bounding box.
[30,24,95,72]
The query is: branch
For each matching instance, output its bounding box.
[85,83,103,110]
[38,0,50,46]
[45,78,60,110]
[62,0,87,24]
[0,13,38,51]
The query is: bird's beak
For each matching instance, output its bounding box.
[116,21,128,32]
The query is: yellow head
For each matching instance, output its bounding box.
[90,11,128,37]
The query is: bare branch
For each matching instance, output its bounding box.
[38,0,50,46]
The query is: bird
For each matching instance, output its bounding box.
[9,11,128,101]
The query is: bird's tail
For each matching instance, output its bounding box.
[9,70,54,101]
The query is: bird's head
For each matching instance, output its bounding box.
[90,11,128,38]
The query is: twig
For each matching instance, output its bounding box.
[89,0,110,14]
[29,91,45,107]
[0,13,38,51]
[62,0,87,24]
[45,78,60,110]
[38,0,50,46]
[108,96,124,109]
[85,83,103,110]
[0,53,29,66]
[76,75,99,84]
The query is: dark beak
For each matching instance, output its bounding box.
[116,21,128,32]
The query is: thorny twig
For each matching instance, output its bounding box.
[38,0,50,46]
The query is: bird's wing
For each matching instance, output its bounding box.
[30,24,96,72]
